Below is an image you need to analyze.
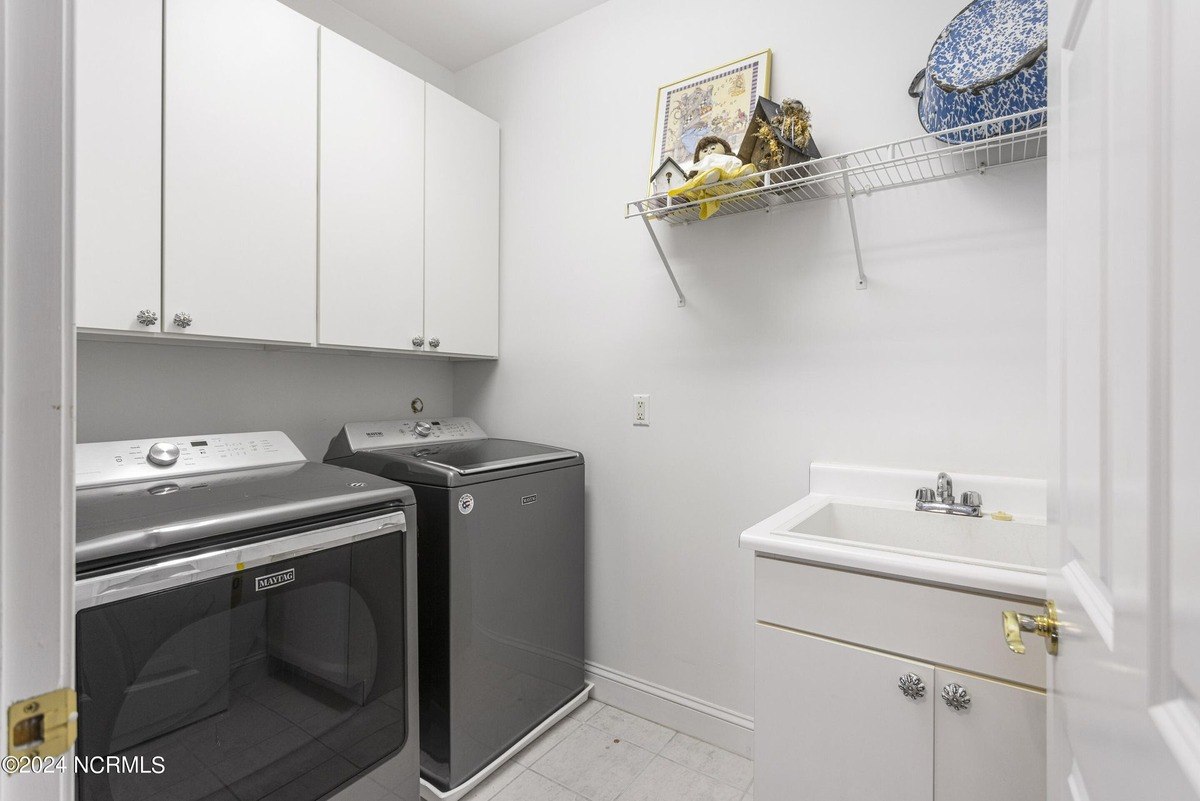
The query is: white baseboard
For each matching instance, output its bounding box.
[584,661,754,758]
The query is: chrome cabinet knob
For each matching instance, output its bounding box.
[915,487,935,503]
[898,673,926,700]
[136,309,158,327]
[147,441,180,467]
[429,337,440,349]
[941,683,971,710]
[414,421,433,438]
[412,335,425,348]
[961,490,982,507]
[172,312,193,329]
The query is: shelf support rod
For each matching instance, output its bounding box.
[641,215,687,307]
[840,169,869,290]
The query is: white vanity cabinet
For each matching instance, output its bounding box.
[753,555,1046,801]
[932,666,1045,801]
[317,28,426,351]
[163,0,318,344]
[756,625,934,800]
[74,0,162,332]
[422,85,500,358]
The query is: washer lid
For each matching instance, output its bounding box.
[385,438,579,475]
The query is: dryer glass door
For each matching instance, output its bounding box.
[75,530,407,801]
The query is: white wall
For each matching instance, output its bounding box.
[278,0,455,91]
[77,340,452,459]
[452,0,1047,749]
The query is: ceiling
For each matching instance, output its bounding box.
[332,0,610,71]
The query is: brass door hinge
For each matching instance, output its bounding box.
[7,688,77,759]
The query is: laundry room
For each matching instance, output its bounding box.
[2,0,1196,800]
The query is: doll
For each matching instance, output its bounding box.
[669,135,758,220]
[686,136,745,180]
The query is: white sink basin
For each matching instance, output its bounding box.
[789,501,1045,571]
[741,464,1048,598]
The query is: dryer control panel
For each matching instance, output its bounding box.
[76,431,306,488]
[337,417,487,453]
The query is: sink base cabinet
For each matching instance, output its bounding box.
[756,624,934,801]
[753,556,1046,801]
[933,666,1045,801]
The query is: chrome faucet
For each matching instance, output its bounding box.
[915,472,982,517]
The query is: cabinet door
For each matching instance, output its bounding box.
[318,29,424,350]
[163,0,317,343]
[423,85,499,358]
[933,667,1045,801]
[755,624,933,801]
[75,0,162,331]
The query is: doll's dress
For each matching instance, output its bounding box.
[667,153,758,220]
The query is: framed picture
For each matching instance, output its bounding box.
[650,50,771,176]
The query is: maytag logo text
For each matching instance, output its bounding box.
[255,568,296,592]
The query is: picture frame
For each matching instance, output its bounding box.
[649,50,771,179]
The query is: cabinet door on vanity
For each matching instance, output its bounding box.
[755,624,934,801]
[163,0,317,343]
[75,0,162,331]
[423,84,499,358]
[933,667,1045,801]
[318,29,424,350]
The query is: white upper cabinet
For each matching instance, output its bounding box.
[424,84,500,358]
[163,0,317,343]
[75,0,162,332]
[318,29,425,350]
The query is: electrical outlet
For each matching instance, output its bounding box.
[633,394,650,426]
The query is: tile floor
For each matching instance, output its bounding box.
[460,700,754,801]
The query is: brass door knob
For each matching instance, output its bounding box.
[1002,600,1059,656]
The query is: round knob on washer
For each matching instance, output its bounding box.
[147,442,180,466]
[413,422,433,438]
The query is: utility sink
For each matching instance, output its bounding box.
[741,463,1048,598]
[789,501,1045,571]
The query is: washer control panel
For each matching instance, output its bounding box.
[341,417,487,452]
[76,431,306,488]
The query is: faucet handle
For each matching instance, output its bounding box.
[915,487,935,502]
[961,490,982,508]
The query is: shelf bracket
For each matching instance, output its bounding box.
[641,215,686,307]
[841,170,869,290]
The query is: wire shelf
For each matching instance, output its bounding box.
[627,108,1048,224]
[627,108,1047,305]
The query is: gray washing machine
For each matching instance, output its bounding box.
[324,418,586,796]
[75,431,420,801]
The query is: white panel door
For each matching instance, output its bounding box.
[318,29,424,350]
[1047,0,1200,798]
[933,668,1044,801]
[74,0,161,332]
[1,1,75,798]
[424,84,499,358]
[163,0,317,343]
[754,624,933,801]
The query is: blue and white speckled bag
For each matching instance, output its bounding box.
[908,0,1047,143]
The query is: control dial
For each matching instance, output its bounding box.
[413,422,433,438]
[147,441,180,467]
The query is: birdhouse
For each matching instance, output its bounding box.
[736,97,822,177]
[649,157,688,196]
